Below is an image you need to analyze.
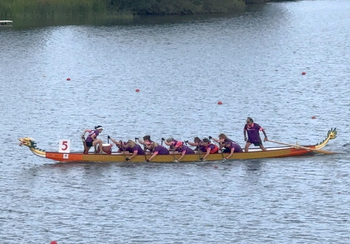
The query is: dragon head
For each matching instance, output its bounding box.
[328,128,337,140]
[315,128,337,148]
[19,137,37,148]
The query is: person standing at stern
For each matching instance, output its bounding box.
[243,117,268,152]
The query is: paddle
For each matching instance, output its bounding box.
[268,140,337,154]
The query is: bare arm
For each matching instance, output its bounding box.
[148,151,159,161]
[262,129,268,141]
[127,150,138,160]
[225,148,235,160]
[187,141,198,146]
[177,150,186,161]
[81,129,92,139]
[202,148,211,160]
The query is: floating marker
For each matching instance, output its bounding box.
[50,241,58,244]
[311,116,316,119]
[66,78,71,81]
[301,72,306,75]
[218,101,222,105]
[135,89,140,92]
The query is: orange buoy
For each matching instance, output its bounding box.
[301,72,306,75]
[135,89,140,92]
[218,101,222,105]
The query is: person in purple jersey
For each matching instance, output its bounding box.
[211,133,233,153]
[164,137,183,151]
[223,140,243,160]
[136,135,153,152]
[124,140,145,161]
[81,125,104,154]
[109,137,127,152]
[147,141,169,162]
[174,143,195,162]
[201,138,219,161]
[244,117,268,152]
[186,137,206,152]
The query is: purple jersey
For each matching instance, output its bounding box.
[225,141,243,153]
[154,145,170,155]
[127,144,145,155]
[245,123,263,143]
[176,145,194,154]
[86,129,99,143]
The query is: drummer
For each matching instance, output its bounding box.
[81,125,104,154]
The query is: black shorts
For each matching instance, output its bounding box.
[86,141,93,147]
[248,141,262,146]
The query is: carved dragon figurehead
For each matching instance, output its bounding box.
[19,137,37,148]
[19,137,46,157]
[315,128,337,149]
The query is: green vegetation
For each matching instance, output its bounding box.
[0,0,116,19]
[111,0,246,15]
[0,0,246,20]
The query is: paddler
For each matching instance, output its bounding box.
[201,138,219,161]
[146,141,169,162]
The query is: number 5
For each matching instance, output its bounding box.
[59,139,71,153]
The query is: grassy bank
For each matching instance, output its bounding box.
[114,0,246,15]
[0,0,125,19]
[1,0,246,20]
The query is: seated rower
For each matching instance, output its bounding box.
[124,140,145,161]
[136,135,153,152]
[108,136,127,153]
[81,125,104,154]
[186,137,205,152]
[201,138,219,161]
[165,137,183,151]
[174,143,195,162]
[211,133,233,153]
[223,140,243,160]
[147,141,169,162]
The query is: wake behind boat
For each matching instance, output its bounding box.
[19,128,338,163]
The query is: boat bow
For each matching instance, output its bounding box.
[314,128,337,149]
[19,137,46,158]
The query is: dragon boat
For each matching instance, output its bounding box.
[19,128,337,163]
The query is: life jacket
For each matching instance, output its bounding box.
[171,140,183,149]
[206,144,219,154]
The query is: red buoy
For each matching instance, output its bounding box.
[50,241,58,244]
[311,116,316,119]
[218,101,222,105]
[66,78,71,81]
[301,72,306,75]
[135,89,140,92]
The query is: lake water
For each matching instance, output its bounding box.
[1,0,350,243]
